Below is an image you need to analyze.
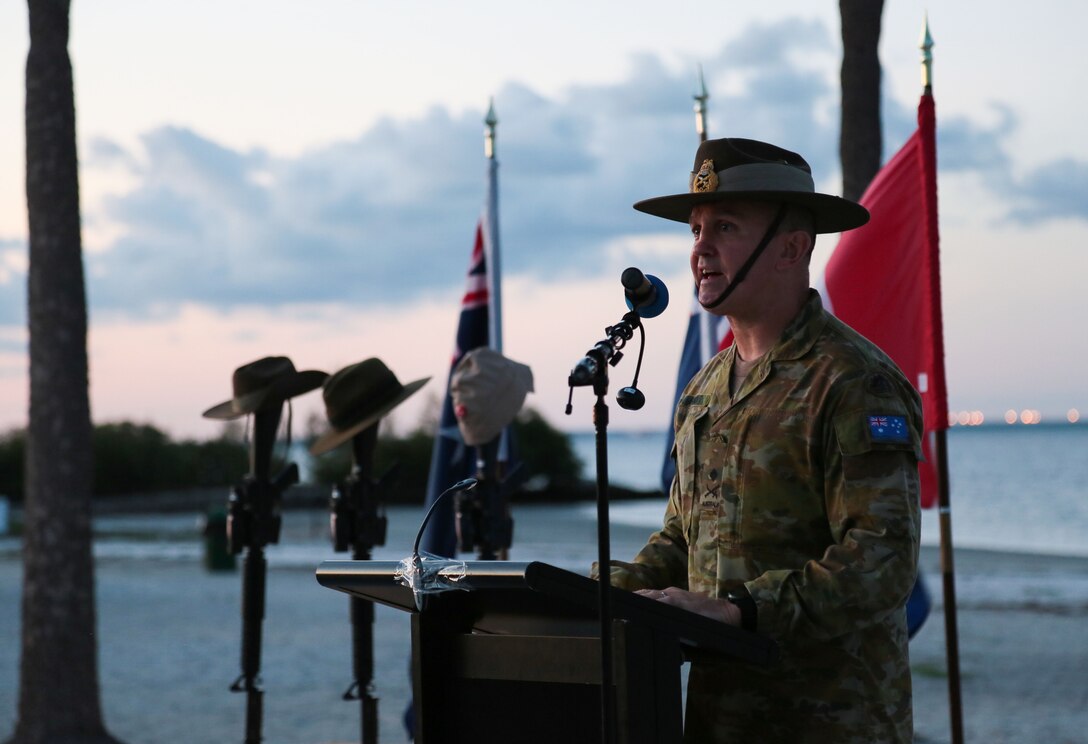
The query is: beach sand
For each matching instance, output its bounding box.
[1,505,1086,743]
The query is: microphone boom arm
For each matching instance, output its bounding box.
[568,310,642,392]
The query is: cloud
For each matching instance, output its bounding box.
[916,102,1088,225]
[86,136,135,167]
[871,95,1088,228]
[1006,158,1088,223]
[936,102,1016,173]
[0,238,27,325]
[83,19,851,320]
[28,15,1075,326]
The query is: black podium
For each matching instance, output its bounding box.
[316,560,777,744]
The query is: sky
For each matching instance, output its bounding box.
[1,0,1086,444]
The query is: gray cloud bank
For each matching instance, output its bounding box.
[3,18,1084,327]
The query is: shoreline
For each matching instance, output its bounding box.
[3,496,1088,564]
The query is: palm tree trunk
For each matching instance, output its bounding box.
[9,1,121,742]
[839,0,884,201]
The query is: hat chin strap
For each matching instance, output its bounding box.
[699,202,788,311]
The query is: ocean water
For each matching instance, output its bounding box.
[572,424,1088,559]
[1,426,1081,563]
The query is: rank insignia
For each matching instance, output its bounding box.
[692,159,719,193]
[866,372,894,397]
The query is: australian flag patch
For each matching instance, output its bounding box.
[868,414,910,443]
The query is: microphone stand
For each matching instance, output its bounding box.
[567,309,642,744]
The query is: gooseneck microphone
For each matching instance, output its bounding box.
[413,478,478,557]
[621,267,670,318]
[401,477,479,610]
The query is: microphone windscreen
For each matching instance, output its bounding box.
[625,274,669,318]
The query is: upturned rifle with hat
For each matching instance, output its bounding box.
[448,347,534,561]
[454,437,517,560]
[203,356,327,744]
[310,358,429,744]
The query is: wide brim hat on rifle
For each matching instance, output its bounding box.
[450,348,534,447]
[309,358,430,456]
[202,356,328,420]
[632,137,870,234]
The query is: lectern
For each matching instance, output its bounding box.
[316,560,777,744]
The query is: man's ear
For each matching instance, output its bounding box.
[776,230,813,270]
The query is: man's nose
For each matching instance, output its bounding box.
[691,230,712,256]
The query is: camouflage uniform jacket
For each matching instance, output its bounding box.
[609,290,922,743]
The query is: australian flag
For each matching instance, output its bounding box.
[418,221,490,558]
[868,414,910,444]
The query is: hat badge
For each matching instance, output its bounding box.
[692,159,718,193]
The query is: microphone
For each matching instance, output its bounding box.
[402,477,479,610]
[621,267,669,319]
[413,478,479,557]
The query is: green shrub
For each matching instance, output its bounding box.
[511,408,583,487]
[91,422,249,496]
[1,407,584,504]
[308,407,583,503]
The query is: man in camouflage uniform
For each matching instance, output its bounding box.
[608,138,922,742]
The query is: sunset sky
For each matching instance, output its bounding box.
[1,0,1085,442]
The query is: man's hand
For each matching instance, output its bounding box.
[634,587,742,626]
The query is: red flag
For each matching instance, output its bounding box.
[818,91,946,507]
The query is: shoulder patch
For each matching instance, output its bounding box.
[867,414,910,444]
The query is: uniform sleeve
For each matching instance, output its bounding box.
[604,444,691,591]
[748,369,923,642]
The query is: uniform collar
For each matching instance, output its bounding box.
[719,289,827,410]
[763,289,828,364]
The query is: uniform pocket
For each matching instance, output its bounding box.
[675,405,708,543]
[733,407,826,552]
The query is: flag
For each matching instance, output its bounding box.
[815,90,946,508]
[408,114,507,741]
[418,218,491,558]
[659,291,726,492]
[419,122,509,556]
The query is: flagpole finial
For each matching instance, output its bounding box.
[484,98,498,160]
[919,13,934,91]
[693,65,709,142]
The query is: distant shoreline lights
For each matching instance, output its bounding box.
[946,408,1081,426]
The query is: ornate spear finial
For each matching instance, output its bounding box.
[693,65,709,142]
[920,13,934,91]
[484,97,498,160]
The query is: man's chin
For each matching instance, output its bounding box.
[696,282,727,307]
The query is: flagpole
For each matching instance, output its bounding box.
[484,101,516,564]
[920,18,965,744]
[484,99,502,354]
[693,64,709,143]
[693,67,720,366]
[482,99,515,477]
